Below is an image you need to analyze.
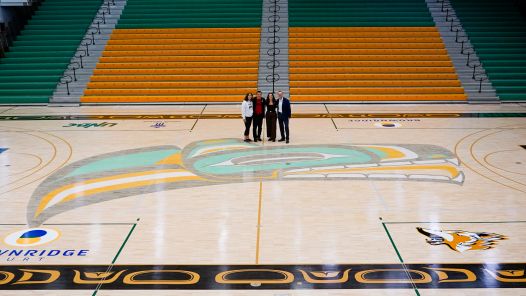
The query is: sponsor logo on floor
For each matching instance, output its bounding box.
[1,228,89,262]
[149,121,166,128]
[62,122,118,128]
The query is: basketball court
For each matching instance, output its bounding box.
[1,103,526,295]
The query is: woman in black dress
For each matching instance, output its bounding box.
[265,92,277,142]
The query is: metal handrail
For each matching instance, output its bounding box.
[436,0,489,93]
[473,72,489,93]
[59,75,74,96]
[80,37,94,57]
[67,62,81,82]
[265,0,281,93]
[57,0,116,96]
[74,50,88,69]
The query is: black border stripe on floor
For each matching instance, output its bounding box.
[0,262,525,290]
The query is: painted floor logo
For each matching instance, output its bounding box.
[150,121,166,128]
[62,122,117,128]
[0,148,7,154]
[374,121,402,128]
[4,228,60,247]
[417,227,507,252]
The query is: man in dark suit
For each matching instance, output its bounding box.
[276,90,291,144]
[251,90,265,142]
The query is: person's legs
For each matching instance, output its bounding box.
[256,115,263,140]
[278,113,285,141]
[270,113,277,141]
[252,116,260,141]
[283,117,290,143]
[254,115,263,141]
[244,117,252,141]
[266,113,272,138]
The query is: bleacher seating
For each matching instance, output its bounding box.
[451,0,526,101]
[288,0,467,101]
[3,0,524,104]
[0,0,102,104]
[82,0,262,103]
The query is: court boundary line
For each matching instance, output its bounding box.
[380,217,421,296]
[454,124,526,194]
[190,104,207,132]
[483,149,526,176]
[0,223,137,226]
[337,127,526,130]
[44,222,138,226]
[324,104,339,131]
[92,219,139,296]
[384,221,526,224]
[255,181,263,264]
[29,129,191,132]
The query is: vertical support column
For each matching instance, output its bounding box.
[257,0,289,97]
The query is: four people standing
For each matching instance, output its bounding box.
[241,90,291,143]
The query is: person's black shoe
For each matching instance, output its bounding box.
[254,139,258,142]
[244,139,251,142]
[278,138,285,142]
[286,139,289,144]
[258,138,262,141]
[271,139,276,142]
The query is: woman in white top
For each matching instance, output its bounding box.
[241,93,254,142]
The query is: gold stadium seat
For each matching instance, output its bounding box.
[291,94,467,101]
[95,61,259,69]
[90,74,257,82]
[99,55,259,63]
[88,81,257,89]
[82,95,243,102]
[112,28,260,34]
[290,80,461,87]
[92,68,257,75]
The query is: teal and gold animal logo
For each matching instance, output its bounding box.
[25,139,464,227]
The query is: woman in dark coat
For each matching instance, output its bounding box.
[265,92,277,142]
